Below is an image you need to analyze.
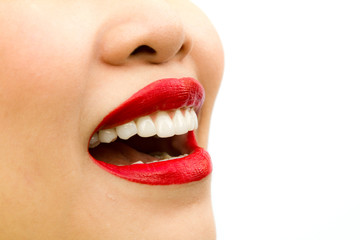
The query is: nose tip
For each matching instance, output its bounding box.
[99,4,192,65]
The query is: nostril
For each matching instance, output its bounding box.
[130,45,156,56]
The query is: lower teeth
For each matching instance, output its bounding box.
[128,152,189,165]
[149,152,172,160]
[149,152,189,160]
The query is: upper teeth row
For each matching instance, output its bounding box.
[89,108,198,148]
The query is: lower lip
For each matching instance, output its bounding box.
[90,132,212,185]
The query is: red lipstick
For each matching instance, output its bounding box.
[89,77,212,185]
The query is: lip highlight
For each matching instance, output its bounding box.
[89,77,212,185]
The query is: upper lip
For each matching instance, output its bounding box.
[93,77,205,132]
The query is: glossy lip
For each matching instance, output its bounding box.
[89,77,212,185]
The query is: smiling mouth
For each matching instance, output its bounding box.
[88,78,212,185]
[88,107,198,166]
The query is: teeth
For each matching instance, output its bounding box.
[132,161,144,165]
[164,153,189,161]
[149,152,173,160]
[129,153,189,165]
[184,108,195,131]
[156,153,189,161]
[190,109,198,129]
[89,132,100,148]
[136,116,157,137]
[154,111,175,138]
[89,107,198,147]
[115,120,137,140]
[98,128,117,143]
[172,109,188,135]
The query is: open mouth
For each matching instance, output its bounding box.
[88,78,212,185]
[89,108,197,166]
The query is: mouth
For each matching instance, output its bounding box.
[88,77,212,185]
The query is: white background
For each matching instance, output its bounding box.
[192,0,360,239]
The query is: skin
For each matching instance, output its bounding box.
[0,0,223,239]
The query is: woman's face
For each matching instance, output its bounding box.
[0,0,223,239]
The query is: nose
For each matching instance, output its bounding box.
[99,2,192,65]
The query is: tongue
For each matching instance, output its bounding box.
[89,141,158,166]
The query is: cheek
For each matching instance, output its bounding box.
[0,6,96,234]
[0,4,98,186]
[0,5,92,135]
